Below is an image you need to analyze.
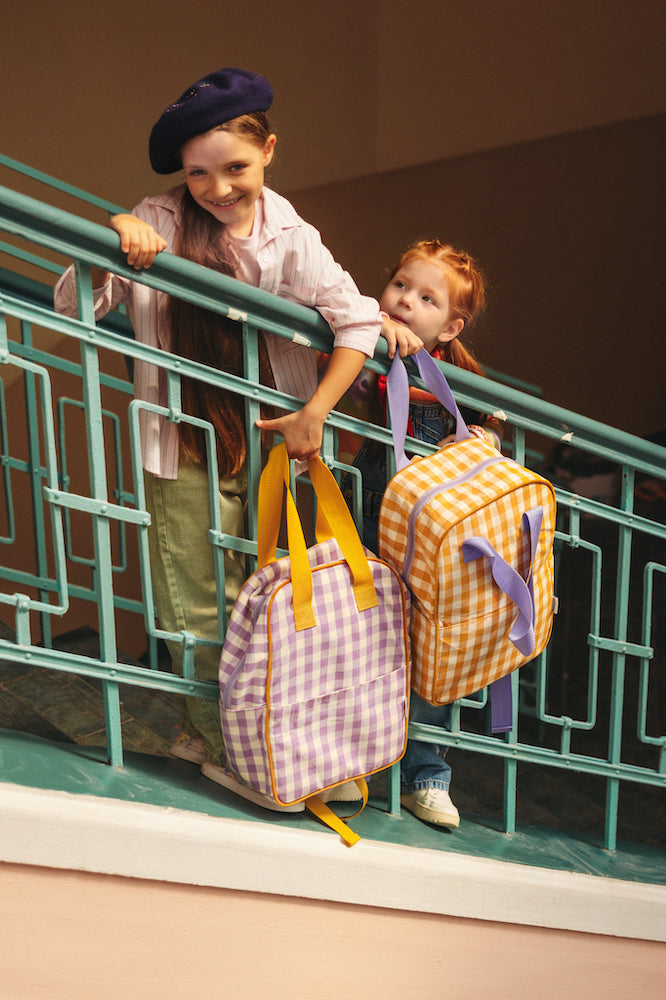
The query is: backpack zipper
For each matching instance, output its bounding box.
[402,455,508,578]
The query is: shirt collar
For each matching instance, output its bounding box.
[256,186,302,249]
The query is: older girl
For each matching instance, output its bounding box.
[55,67,397,811]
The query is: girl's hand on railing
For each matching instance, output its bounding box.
[110,214,168,270]
[380,315,423,358]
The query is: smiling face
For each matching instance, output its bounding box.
[181,127,276,236]
[380,258,464,353]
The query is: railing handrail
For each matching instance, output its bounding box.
[0,152,126,217]
[0,264,134,341]
[0,182,336,343]
[1,181,665,480]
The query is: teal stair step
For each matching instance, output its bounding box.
[1,727,663,887]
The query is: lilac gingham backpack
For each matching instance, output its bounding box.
[218,444,410,843]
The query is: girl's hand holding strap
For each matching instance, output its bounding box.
[256,346,367,461]
[257,401,327,463]
[439,425,501,450]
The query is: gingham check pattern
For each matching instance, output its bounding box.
[219,537,410,804]
[378,436,556,705]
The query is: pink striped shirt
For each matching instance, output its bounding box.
[54,185,381,478]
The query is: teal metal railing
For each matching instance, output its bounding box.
[0,179,664,853]
[0,152,126,216]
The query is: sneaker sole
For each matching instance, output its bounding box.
[201,762,305,813]
[401,794,460,829]
[170,743,206,765]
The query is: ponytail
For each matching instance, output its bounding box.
[442,336,484,376]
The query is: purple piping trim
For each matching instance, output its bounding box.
[401,455,507,579]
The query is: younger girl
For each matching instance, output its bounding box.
[54,67,399,812]
[346,240,503,828]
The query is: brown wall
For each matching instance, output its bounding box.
[3,2,665,197]
[288,114,666,437]
[2,5,665,439]
[2,4,664,438]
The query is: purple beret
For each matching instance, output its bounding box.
[149,67,273,174]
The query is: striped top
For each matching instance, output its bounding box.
[54,185,381,478]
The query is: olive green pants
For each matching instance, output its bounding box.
[144,462,247,766]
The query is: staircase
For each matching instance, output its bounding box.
[0,158,665,942]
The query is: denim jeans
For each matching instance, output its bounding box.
[401,691,452,792]
[342,401,454,792]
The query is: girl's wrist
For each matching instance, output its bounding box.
[301,394,329,422]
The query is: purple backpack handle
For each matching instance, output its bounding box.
[462,507,544,733]
[462,507,543,659]
[386,349,472,470]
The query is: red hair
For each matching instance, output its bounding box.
[390,240,487,375]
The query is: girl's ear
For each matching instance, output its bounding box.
[263,134,277,166]
[438,317,465,344]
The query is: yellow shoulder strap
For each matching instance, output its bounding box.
[257,445,377,629]
[308,459,377,613]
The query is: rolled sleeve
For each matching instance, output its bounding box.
[277,235,382,356]
[54,265,131,320]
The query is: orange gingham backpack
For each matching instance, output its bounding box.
[378,350,556,730]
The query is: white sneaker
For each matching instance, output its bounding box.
[318,780,364,803]
[401,788,460,828]
[201,761,305,813]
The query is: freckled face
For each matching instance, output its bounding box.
[181,128,276,237]
[380,258,459,354]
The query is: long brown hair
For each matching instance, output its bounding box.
[166,113,273,478]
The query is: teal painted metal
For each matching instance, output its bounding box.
[56,397,131,573]
[640,563,666,770]
[21,319,55,648]
[0,348,14,546]
[0,178,664,847]
[0,152,125,216]
[0,238,64,277]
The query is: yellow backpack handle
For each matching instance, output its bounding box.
[257,443,377,631]
[305,779,369,847]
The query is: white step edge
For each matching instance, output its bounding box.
[2,782,664,942]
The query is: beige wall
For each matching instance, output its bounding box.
[2,862,665,1000]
